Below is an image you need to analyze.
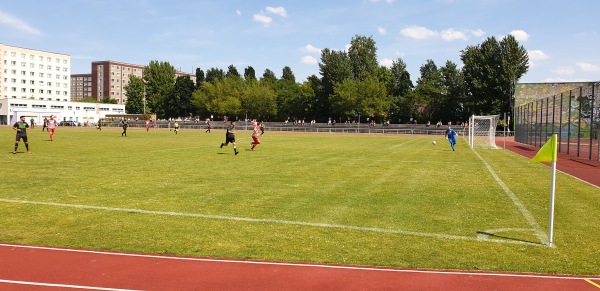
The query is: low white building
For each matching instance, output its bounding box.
[0,97,125,126]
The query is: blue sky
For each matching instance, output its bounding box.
[1,0,599,84]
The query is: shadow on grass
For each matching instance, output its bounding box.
[476,231,544,246]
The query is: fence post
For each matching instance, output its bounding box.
[577,87,583,157]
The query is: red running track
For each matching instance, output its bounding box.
[497,137,600,187]
[0,243,599,291]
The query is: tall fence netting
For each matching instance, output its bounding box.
[515,84,600,161]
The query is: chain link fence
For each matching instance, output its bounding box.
[515,83,600,161]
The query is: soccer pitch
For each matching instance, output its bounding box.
[1,126,599,275]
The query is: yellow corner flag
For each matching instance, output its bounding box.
[530,134,558,163]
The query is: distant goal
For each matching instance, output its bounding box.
[468,115,500,149]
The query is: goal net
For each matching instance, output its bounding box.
[468,115,500,149]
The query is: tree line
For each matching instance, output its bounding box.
[124,34,528,125]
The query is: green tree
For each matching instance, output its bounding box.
[319,48,352,98]
[281,66,296,83]
[167,76,195,118]
[461,35,528,115]
[226,65,241,79]
[192,77,243,119]
[195,67,205,89]
[413,59,443,122]
[206,67,225,84]
[348,35,379,81]
[124,75,145,114]
[439,61,466,123]
[143,60,176,119]
[244,66,257,83]
[260,69,277,87]
[387,58,414,123]
[331,77,389,123]
[241,82,277,120]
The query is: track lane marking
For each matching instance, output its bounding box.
[0,279,142,291]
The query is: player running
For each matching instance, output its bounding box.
[174,122,179,134]
[220,121,239,155]
[47,115,58,141]
[13,116,30,154]
[120,118,128,137]
[250,120,261,151]
[445,125,457,151]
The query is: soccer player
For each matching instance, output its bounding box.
[220,121,239,155]
[259,121,265,136]
[445,125,457,151]
[250,120,261,151]
[121,118,128,137]
[42,117,48,132]
[146,120,150,132]
[174,122,179,134]
[205,120,211,133]
[13,116,30,154]
[47,115,58,141]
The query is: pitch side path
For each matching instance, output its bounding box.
[1,244,599,291]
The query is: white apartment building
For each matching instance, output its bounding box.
[0,44,124,125]
[1,44,71,102]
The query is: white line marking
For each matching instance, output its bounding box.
[471,149,548,245]
[0,278,142,291]
[0,243,598,281]
[0,198,542,246]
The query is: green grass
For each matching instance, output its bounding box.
[1,126,599,275]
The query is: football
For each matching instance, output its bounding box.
[432,141,436,145]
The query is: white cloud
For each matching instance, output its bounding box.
[379,58,394,67]
[528,50,549,61]
[576,62,600,72]
[527,50,549,67]
[377,26,386,35]
[301,44,321,54]
[400,25,437,39]
[440,29,468,41]
[344,43,352,51]
[253,14,272,25]
[551,67,575,75]
[236,10,241,16]
[510,30,529,41]
[266,6,287,17]
[0,11,42,36]
[471,29,485,37]
[301,55,317,64]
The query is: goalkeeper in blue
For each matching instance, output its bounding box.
[445,125,457,151]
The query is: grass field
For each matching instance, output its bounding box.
[1,125,599,275]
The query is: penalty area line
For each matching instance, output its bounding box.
[0,198,540,246]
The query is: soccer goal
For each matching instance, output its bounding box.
[468,115,500,149]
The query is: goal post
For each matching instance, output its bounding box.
[468,115,500,149]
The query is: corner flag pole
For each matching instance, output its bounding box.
[530,134,558,247]
[548,158,557,247]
